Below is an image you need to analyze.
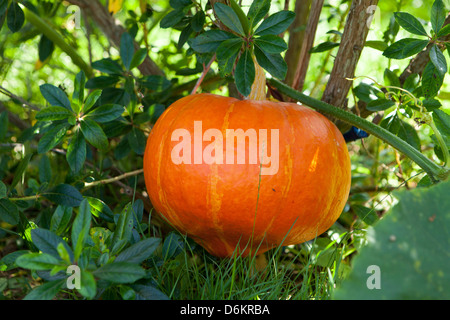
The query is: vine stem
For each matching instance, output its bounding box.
[191,54,216,95]
[267,78,449,182]
[83,169,144,190]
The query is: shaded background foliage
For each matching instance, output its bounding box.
[0,0,448,300]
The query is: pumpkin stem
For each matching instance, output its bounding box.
[248,56,266,101]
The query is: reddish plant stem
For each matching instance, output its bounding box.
[191,54,217,95]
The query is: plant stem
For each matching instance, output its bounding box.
[83,169,144,190]
[21,5,93,78]
[267,78,449,182]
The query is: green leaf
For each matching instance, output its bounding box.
[394,12,428,37]
[214,2,245,36]
[248,0,271,29]
[115,238,161,263]
[6,2,24,33]
[254,35,288,53]
[396,119,421,151]
[37,123,69,154]
[191,10,205,32]
[120,32,135,71]
[93,262,146,284]
[0,198,19,225]
[127,127,147,155]
[43,184,84,207]
[189,30,237,53]
[66,128,86,173]
[38,154,52,184]
[72,199,91,261]
[366,98,396,111]
[31,228,73,262]
[40,84,72,111]
[432,109,450,144]
[383,38,428,59]
[254,10,295,36]
[50,205,73,236]
[0,181,6,199]
[160,8,186,29]
[130,48,148,70]
[310,41,340,53]
[0,111,7,141]
[437,24,450,37]
[334,179,450,299]
[85,76,120,89]
[0,0,7,17]
[72,71,86,114]
[23,279,65,300]
[84,104,124,123]
[254,45,287,80]
[80,118,109,150]
[9,153,32,192]
[36,106,73,121]
[38,35,54,62]
[83,89,102,114]
[85,196,114,222]
[78,270,96,299]
[235,48,255,97]
[130,284,170,300]
[112,203,134,247]
[431,0,446,34]
[92,58,123,75]
[364,40,388,51]
[170,0,192,9]
[422,61,445,98]
[16,252,61,271]
[429,44,447,76]
[216,38,243,77]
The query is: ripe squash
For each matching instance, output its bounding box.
[143,63,351,258]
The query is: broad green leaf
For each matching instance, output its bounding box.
[138,75,172,91]
[115,238,161,263]
[6,2,24,33]
[23,279,65,300]
[162,232,185,260]
[248,0,271,29]
[43,184,84,207]
[40,84,72,111]
[80,118,109,150]
[310,41,340,53]
[31,228,73,262]
[422,98,442,111]
[216,38,243,76]
[127,127,147,155]
[366,98,396,111]
[92,58,123,75]
[254,46,287,80]
[35,106,73,121]
[83,89,102,114]
[160,8,186,29]
[383,38,428,59]
[0,250,28,271]
[429,44,447,76]
[254,10,295,36]
[254,35,288,53]
[9,153,32,192]
[50,205,73,236]
[130,48,148,70]
[178,24,193,49]
[72,198,91,261]
[437,24,450,37]
[0,198,19,225]
[120,32,135,71]
[16,252,61,271]
[66,128,86,173]
[130,284,170,300]
[112,203,134,247]
[72,71,86,112]
[170,0,192,9]
[38,35,54,62]
[432,109,450,147]
[189,30,237,53]
[78,270,96,299]
[352,205,380,225]
[364,40,388,51]
[422,61,445,98]
[431,0,446,33]
[235,48,255,97]
[214,2,245,36]
[37,123,69,154]
[394,12,428,37]
[93,262,146,283]
[85,197,114,222]
[39,154,52,184]
[84,104,124,123]
[334,179,450,300]
[191,10,205,32]
[85,76,120,89]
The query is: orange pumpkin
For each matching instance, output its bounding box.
[143,92,351,258]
